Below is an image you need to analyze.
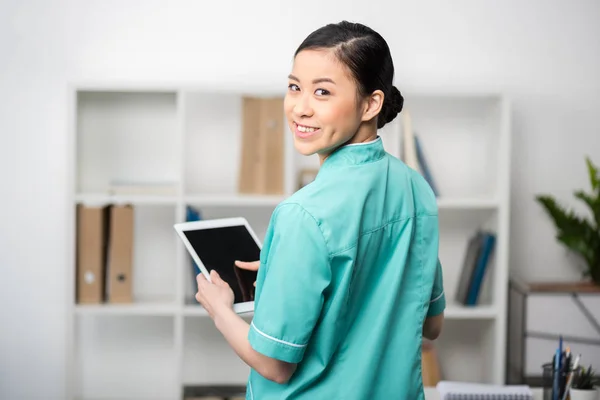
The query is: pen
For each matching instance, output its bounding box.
[561,353,581,400]
[553,348,560,400]
[562,346,571,394]
[559,336,563,371]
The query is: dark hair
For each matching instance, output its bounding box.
[294,21,403,129]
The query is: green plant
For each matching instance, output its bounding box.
[572,365,599,390]
[535,156,600,285]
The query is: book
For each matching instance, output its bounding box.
[401,110,422,174]
[465,232,496,305]
[400,110,439,196]
[454,230,496,305]
[414,133,439,197]
[186,205,203,302]
[437,381,533,399]
[455,231,485,304]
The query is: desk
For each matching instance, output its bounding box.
[508,279,600,384]
[425,387,544,399]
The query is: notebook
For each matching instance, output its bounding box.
[437,381,533,399]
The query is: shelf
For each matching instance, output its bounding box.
[72,194,500,210]
[185,194,285,207]
[436,197,499,210]
[183,305,209,317]
[75,193,179,206]
[444,303,498,319]
[183,305,253,318]
[68,87,512,397]
[74,300,178,316]
[74,193,286,207]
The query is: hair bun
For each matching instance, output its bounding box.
[378,85,404,128]
[389,86,404,116]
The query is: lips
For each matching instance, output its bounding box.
[294,122,321,138]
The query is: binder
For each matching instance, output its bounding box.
[106,205,134,303]
[75,204,110,304]
[238,96,285,195]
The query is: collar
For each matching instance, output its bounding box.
[320,136,386,170]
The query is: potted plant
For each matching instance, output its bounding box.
[535,156,600,285]
[570,365,599,400]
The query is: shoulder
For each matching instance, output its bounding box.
[386,154,438,216]
[269,197,326,243]
[262,199,330,261]
[278,177,327,218]
[272,199,320,226]
[270,186,329,237]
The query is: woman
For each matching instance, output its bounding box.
[195,20,445,399]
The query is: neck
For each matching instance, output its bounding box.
[318,122,378,165]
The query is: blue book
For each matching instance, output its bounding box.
[466,232,496,305]
[186,206,202,277]
[414,133,439,197]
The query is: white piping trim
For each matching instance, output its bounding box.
[430,291,444,303]
[345,136,381,147]
[249,380,254,400]
[251,322,307,348]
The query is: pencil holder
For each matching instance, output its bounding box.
[541,362,583,400]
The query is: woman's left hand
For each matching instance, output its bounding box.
[196,270,234,319]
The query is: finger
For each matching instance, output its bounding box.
[195,291,205,304]
[235,260,260,271]
[211,270,229,288]
[196,273,208,287]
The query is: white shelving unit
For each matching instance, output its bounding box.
[66,84,511,400]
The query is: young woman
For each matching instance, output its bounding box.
[195,20,445,399]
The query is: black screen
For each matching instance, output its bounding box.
[184,225,260,303]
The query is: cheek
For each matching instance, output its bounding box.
[322,100,360,131]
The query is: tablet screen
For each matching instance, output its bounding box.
[183,225,260,304]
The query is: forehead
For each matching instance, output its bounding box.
[291,49,354,84]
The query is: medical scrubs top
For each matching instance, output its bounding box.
[246,136,445,400]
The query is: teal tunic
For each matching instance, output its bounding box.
[246,136,445,399]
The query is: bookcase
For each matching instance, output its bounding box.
[66,83,512,400]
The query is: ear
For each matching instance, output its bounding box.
[361,89,384,122]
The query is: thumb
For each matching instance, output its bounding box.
[235,260,260,271]
[210,270,226,286]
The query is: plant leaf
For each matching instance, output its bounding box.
[574,190,600,230]
[586,156,600,192]
[535,194,597,266]
[556,232,594,266]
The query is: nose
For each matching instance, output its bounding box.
[292,92,313,118]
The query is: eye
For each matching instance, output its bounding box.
[315,88,330,96]
[288,83,300,92]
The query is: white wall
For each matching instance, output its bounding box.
[1,0,599,398]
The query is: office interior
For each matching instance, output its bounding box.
[1,1,599,399]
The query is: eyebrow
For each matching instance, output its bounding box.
[288,74,336,85]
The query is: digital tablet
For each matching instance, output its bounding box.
[174,217,261,314]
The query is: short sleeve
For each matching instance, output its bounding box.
[427,259,445,317]
[248,203,330,364]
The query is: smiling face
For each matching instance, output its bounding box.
[284,49,381,160]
